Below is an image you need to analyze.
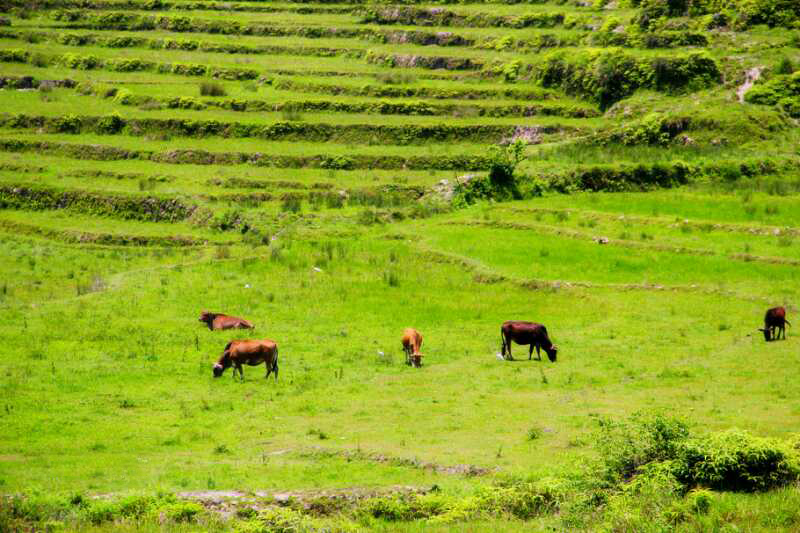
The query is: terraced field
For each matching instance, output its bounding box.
[1,0,800,530]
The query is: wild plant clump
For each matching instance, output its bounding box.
[592,412,800,492]
[199,81,227,97]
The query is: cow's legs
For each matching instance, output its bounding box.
[529,344,533,360]
[506,341,513,361]
[535,344,542,361]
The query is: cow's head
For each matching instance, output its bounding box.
[759,328,771,342]
[545,345,558,362]
[199,311,212,324]
[411,354,423,368]
[213,355,231,378]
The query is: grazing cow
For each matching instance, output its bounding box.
[199,310,254,331]
[500,321,557,362]
[213,339,278,381]
[401,328,423,367]
[760,307,790,341]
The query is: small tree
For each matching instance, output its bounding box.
[488,140,526,199]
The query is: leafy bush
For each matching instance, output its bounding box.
[236,507,316,533]
[199,81,226,96]
[776,57,795,75]
[96,114,125,134]
[155,502,203,523]
[536,49,720,109]
[594,412,690,483]
[674,430,800,491]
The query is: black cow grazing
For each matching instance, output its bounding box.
[500,321,557,362]
[760,307,790,341]
[213,339,278,381]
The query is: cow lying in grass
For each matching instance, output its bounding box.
[760,306,790,341]
[402,328,423,367]
[213,340,278,381]
[501,321,557,362]
[199,310,254,331]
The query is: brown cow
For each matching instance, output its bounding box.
[199,311,254,331]
[760,306,790,341]
[501,321,557,362]
[213,339,278,381]
[402,328,423,367]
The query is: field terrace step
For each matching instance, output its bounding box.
[9,0,360,14]
[8,21,660,53]
[1,24,606,66]
[0,183,198,222]
[0,216,219,246]
[0,44,513,78]
[0,114,584,144]
[0,137,497,171]
[39,9,610,38]
[0,72,565,101]
[109,93,600,118]
[0,86,603,131]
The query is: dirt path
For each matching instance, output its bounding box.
[178,485,432,518]
[737,67,763,103]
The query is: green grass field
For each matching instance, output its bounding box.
[2,0,800,530]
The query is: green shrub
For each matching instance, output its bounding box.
[776,57,795,75]
[594,412,690,483]
[155,502,203,523]
[488,140,525,197]
[96,114,125,134]
[537,49,720,109]
[60,53,100,70]
[236,507,316,533]
[0,48,28,62]
[199,81,226,97]
[674,430,800,491]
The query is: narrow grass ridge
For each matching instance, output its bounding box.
[0,218,210,246]
[0,139,495,170]
[0,114,579,144]
[447,219,800,267]
[0,183,197,222]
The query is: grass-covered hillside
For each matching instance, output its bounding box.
[1,0,799,530]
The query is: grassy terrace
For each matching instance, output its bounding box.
[3,0,800,530]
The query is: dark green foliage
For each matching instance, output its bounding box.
[281,194,303,213]
[360,6,572,29]
[0,48,28,62]
[594,413,690,483]
[0,184,196,222]
[536,50,720,109]
[592,113,689,145]
[745,72,800,117]
[548,162,693,192]
[591,413,800,493]
[199,81,226,97]
[776,57,795,75]
[674,430,800,492]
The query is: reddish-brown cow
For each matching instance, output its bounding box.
[500,321,558,362]
[760,306,790,341]
[213,339,278,381]
[199,311,254,331]
[402,328,423,367]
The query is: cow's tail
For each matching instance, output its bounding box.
[272,345,279,379]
